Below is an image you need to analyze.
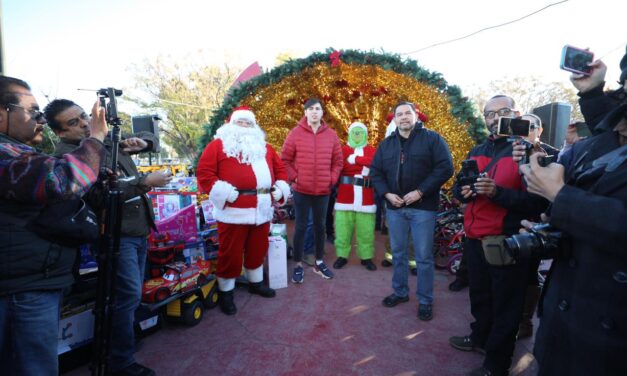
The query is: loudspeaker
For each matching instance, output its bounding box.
[532,102,572,148]
[131,115,159,137]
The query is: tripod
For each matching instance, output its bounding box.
[91,87,124,376]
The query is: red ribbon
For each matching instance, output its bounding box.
[329,50,342,67]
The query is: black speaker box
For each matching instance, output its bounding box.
[532,102,571,148]
[131,115,159,137]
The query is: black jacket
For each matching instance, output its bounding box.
[370,124,454,211]
[578,83,626,132]
[534,114,627,375]
[54,131,159,237]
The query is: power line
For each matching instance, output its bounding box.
[401,0,569,55]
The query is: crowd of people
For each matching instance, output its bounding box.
[0,45,625,376]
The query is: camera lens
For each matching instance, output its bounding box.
[504,233,541,260]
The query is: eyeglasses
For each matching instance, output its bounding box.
[483,107,514,119]
[6,103,46,122]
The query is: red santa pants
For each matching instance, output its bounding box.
[216,221,270,279]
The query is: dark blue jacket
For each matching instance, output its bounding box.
[370,124,453,211]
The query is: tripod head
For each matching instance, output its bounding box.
[97,88,123,127]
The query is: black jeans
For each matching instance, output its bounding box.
[293,191,329,262]
[466,238,530,374]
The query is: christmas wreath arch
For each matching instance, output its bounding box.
[197,49,487,174]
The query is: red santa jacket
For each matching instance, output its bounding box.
[196,139,290,225]
[334,144,377,213]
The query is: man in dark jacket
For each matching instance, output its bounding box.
[521,103,627,375]
[0,76,108,376]
[44,99,168,376]
[370,101,454,321]
[448,95,548,376]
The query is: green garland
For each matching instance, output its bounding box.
[196,48,487,157]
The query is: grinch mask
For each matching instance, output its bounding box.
[348,127,368,148]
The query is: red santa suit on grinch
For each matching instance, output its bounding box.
[197,108,290,315]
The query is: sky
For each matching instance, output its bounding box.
[2,0,626,115]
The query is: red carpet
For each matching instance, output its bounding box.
[65,221,539,376]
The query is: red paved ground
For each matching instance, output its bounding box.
[65,221,539,376]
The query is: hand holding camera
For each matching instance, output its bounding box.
[90,99,108,142]
[144,170,172,188]
[520,153,565,202]
[120,137,148,153]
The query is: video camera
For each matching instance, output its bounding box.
[97,88,123,127]
[503,223,563,260]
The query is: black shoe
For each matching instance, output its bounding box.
[381,259,392,267]
[333,257,348,269]
[418,304,433,321]
[382,293,409,307]
[248,282,276,298]
[111,362,156,376]
[218,289,237,315]
[360,259,377,271]
[410,267,417,276]
[449,278,469,292]
[449,335,485,354]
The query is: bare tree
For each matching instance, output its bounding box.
[127,55,239,162]
[468,76,583,121]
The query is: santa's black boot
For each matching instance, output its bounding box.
[218,289,237,315]
[248,282,276,298]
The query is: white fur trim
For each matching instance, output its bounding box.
[230,110,256,125]
[347,154,357,165]
[217,277,235,292]
[334,202,377,213]
[385,120,397,137]
[209,180,237,209]
[245,266,263,283]
[251,158,273,223]
[213,206,271,225]
[361,166,370,176]
[274,180,291,206]
[348,122,367,133]
[354,147,364,157]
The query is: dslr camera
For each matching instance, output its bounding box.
[457,159,483,192]
[503,223,563,260]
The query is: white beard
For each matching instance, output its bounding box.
[215,124,267,165]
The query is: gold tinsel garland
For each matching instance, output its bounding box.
[240,62,474,184]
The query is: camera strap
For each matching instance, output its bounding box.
[481,144,512,176]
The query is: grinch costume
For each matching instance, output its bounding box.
[333,122,377,270]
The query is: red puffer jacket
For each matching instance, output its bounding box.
[281,117,343,195]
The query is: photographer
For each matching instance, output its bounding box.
[569,46,627,131]
[519,103,627,375]
[448,95,548,376]
[44,99,166,376]
[0,76,108,376]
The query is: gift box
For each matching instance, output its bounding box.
[266,236,287,289]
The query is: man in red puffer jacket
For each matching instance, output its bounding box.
[281,98,343,284]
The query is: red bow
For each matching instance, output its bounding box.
[329,50,342,67]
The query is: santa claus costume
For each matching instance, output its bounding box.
[196,108,290,315]
[332,122,378,271]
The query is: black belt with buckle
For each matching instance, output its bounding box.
[339,176,372,188]
[238,188,273,195]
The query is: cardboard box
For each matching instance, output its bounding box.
[267,236,287,289]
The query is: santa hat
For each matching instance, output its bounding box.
[348,122,367,133]
[228,106,256,125]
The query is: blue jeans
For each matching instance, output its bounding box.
[110,236,148,371]
[0,290,63,376]
[303,209,314,256]
[386,207,436,305]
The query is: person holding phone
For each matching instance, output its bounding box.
[44,99,166,376]
[448,95,548,376]
[568,45,627,131]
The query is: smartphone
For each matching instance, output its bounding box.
[497,117,530,137]
[458,159,480,188]
[560,45,594,75]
